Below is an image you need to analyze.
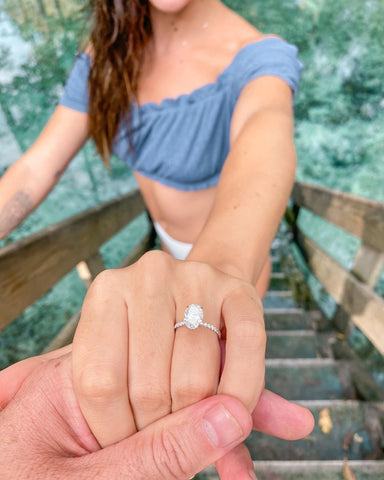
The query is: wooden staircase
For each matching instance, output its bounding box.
[1,182,383,478]
[199,262,384,479]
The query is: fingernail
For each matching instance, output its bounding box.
[249,469,257,479]
[203,403,244,448]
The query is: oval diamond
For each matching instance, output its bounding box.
[184,304,203,329]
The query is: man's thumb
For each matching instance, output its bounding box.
[79,394,252,480]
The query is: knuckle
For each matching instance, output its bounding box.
[237,280,264,308]
[77,365,125,403]
[172,379,215,409]
[152,428,192,479]
[137,250,171,272]
[88,269,118,295]
[130,383,171,415]
[135,251,171,290]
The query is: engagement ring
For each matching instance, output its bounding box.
[174,304,221,339]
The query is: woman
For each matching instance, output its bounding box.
[0,0,303,475]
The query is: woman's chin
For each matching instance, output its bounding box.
[149,0,194,14]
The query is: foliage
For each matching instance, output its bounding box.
[225,0,384,199]
[0,0,89,150]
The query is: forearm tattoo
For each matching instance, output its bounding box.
[0,191,34,238]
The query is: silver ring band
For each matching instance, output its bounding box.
[175,304,221,339]
[174,320,222,338]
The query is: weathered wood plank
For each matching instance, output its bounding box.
[292,182,384,252]
[297,231,384,355]
[0,190,145,330]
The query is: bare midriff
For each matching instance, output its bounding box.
[134,171,216,243]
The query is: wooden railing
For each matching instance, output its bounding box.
[1,181,383,356]
[287,182,384,355]
[0,189,155,349]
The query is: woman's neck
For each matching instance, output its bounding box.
[149,0,222,58]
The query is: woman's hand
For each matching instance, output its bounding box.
[72,249,266,448]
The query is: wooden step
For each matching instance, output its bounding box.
[263,292,297,309]
[245,401,384,462]
[265,359,352,400]
[272,261,282,273]
[200,460,384,479]
[270,272,289,290]
[252,461,384,480]
[266,331,318,359]
[264,308,322,331]
[266,290,294,298]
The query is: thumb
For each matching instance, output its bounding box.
[77,394,252,480]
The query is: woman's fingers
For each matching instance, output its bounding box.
[214,390,315,480]
[171,301,221,412]
[72,270,136,447]
[218,287,266,412]
[215,443,257,480]
[252,388,315,440]
[71,253,266,452]
[127,258,175,429]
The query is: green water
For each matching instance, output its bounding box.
[0,0,383,369]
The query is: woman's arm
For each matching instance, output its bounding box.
[187,75,296,283]
[0,105,89,240]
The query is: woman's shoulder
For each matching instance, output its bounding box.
[220,9,283,49]
[217,16,303,98]
[214,12,294,74]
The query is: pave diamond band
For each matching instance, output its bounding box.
[175,304,221,339]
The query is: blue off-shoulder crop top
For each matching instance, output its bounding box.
[59,37,303,191]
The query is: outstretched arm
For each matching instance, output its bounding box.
[187,75,296,283]
[0,105,89,240]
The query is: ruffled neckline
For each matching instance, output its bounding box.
[81,36,286,112]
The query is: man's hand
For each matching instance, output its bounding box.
[0,353,251,479]
[0,351,314,479]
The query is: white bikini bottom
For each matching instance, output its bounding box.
[153,221,193,260]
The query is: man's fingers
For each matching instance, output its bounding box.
[0,345,72,409]
[77,394,252,480]
[252,388,315,440]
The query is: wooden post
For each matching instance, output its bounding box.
[295,230,384,354]
[352,244,384,288]
[334,243,384,337]
[333,306,353,337]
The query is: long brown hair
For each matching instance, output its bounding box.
[87,0,152,164]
